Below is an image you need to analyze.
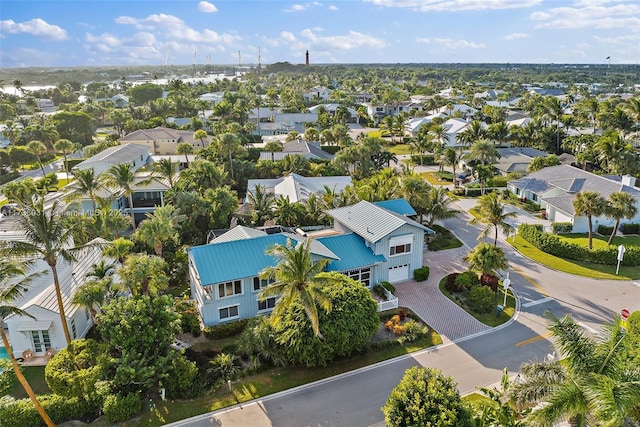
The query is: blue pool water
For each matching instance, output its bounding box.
[0,347,10,360]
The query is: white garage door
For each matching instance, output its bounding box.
[388,264,409,283]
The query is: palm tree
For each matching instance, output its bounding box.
[26,140,48,176]
[147,158,178,189]
[103,237,134,265]
[572,191,607,249]
[118,253,169,297]
[605,192,637,245]
[0,197,100,345]
[0,261,56,427]
[248,184,275,227]
[443,147,461,187]
[468,139,499,165]
[72,277,112,324]
[54,138,76,181]
[470,192,517,246]
[68,168,102,213]
[133,205,185,257]
[176,142,194,166]
[488,121,512,148]
[538,96,564,154]
[510,313,640,426]
[422,186,459,227]
[259,239,339,338]
[214,132,242,180]
[464,243,508,277]
[272,195,301,227]
[101,163,137,230]
[193,129,208,150]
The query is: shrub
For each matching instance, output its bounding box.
[413,266,430,282]
[480,274,499,292]
[0,170,20,186]
[467,285,496,314]
[63,158,84,171]
[454,271,479,291]
[102,392,142,423]
[175,299,202,337]
[381,281,396,294]
[597,225,614,236]
[203,318,250,339]
[0,394,92,427]
[445,273,462,292]
[373,284,388,300]
[485,176,508,188]
[164,354,199,399]
[398,319,429,344]
[410,155,435,166]
[621,223,640,235]
[551,222,573,234]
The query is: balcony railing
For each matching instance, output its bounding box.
[377,288,399,312]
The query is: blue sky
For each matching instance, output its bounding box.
[1,0,638,68]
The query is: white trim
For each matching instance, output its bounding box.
[218,305,240,321]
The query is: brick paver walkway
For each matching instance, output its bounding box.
[394,246,492,342]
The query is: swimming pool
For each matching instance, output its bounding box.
[0,347,10,360]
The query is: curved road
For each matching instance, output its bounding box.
[167,203,640,427]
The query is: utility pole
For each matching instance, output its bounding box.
[192,50,197,77]
[258,46,262,71]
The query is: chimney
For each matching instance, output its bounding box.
[621,175,636,188]
[305,50,309,65]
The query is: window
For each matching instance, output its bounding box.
[85,309,91,322]
[253,277,274,291]
[70,319,77,339]
[532,194,538,202]
[346,267,371,287]
[218,280,242,298]
[258,297,277,311]
[219,305,239,320]
[389,235,413,257]
[31,330,51,353]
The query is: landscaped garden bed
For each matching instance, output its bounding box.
[426,224,463,251]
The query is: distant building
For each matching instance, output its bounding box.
[118,126,205,154]
[247,173,352,203]
[73,143,150,176]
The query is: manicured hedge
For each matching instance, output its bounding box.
[621,223,640,235]
[551,222,573,234]
[0,170,20,186]
[0,394,92,427]
[597,225,614,236]
[518,224,640,266]
[381,281,396,294]
[409,155,436,166]
[102,392,142,423]
[203,318,250,339]
[413,266,430,282]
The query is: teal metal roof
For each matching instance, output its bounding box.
[374,198,417,216]
[188,234,290,285]
[317,233,386,272]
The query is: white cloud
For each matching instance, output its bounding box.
[593,33,640,44]
[530,3,640,29]
[300,29,386,50]
[364,0,541,12]
[284,2,323,12]
[416,37,486,49]
[505,33,529,40]
[0,18,67,40]
[281,31,297,42]
[198,1,218,12]
[329,5,339,10]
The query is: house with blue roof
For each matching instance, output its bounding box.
[187,199,431,326]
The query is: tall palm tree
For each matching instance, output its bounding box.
[0,197,100,345]
[468,139,499,165]
[68,168,102,213]
[470,192,517,246]
[54,138,76,181]
[133,205,185,257]
[101,163,137,230]
[572,191,607,249]
[0,261,56,427]
[422,186,459,227]
[118,253,169,297]
[147,158,179,189]
[193,129,208,150]
[103,237,134,265]
[488,121,512,148]
[510,313,640,426]
[26,140,48,176]
[443,147,461,187]
[605,192,637,245]
[214,132,242,180]
[248,184,275,227]
[538,96,564,154]
[176,142,194,166]
[464,243,508,277]
[259,238,339,338]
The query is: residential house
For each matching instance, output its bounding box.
[36,99,56,113]
[508,165,640,232]
[437,118,486,148]
[248,108,318,136]
[187,199,431,326]
[308,104,358,123]
[303,86,333,102]
[494,147,548,175]
[365,101,425,121]
[73,143,150,176]
[259,140,334,162]
[247,173,352,203]
[1,235,107,358]
[118,126,205,154]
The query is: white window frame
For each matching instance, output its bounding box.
[253,277,275,292]
[218,280,242,298]
[345,267,371,287]
[219,305,240,320]
[257,297,277,312]
[389,235,413,257]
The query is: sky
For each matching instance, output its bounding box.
[1,0,639,68]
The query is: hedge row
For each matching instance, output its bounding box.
[551,222,573,234]
[518,224,640,266]
[0,394,92,427]
[203,318,250,339]
[621,223,640,235]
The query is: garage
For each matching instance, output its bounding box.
[388,264,409,283]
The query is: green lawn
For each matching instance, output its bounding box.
[9,366,51,399]
[367,130,382,138]
[438,277,515,327]
[467,207,481,220]
[386,143,412,155]
[556,233,640,249]
[509,235,640,280]
[56,177,74,189]
[421,171,450,186]
[427,224,464,251]
[0,199,7,207]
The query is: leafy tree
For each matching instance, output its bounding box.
[270,272,379,367]
[527,155,561,173]
[605,191,637,245]
[572,191,607,249]
[382,366,473,427]
[510,313,640,426]
[464,243,509,277]
[214,132,244,180]
[470,192,517,245]
[128,83,163,106]
[260,238,338,338]
[203,186,238,229]
[118,253,169,297]
[0,260,55,427]
[175,159,227,193]
[103,237,134,265]
[97,295,181,395]
[134,205,185,257]
[51,111,95,145]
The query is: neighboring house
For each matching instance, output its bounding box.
[0,124,11,148]
[508,165,640,233]
[1,237,107,358]
[259,140,334,161]
[198,92,225,104]
[248,108,318,136]
[118,126,205,154]
[308,104,358,123]
[36,99,56,113]
[426,104,478,119]
[365,101,425,120]
[73,143,151,176]
[437,118,487,148]
[150,154,195,170]
[303,86,333,102]
[187,199,431,326]
[111,94,129,108]
[247,173,352,203]
[494,147,548,175]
